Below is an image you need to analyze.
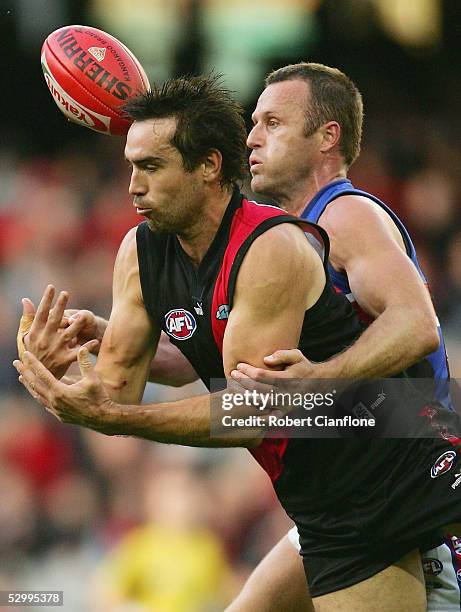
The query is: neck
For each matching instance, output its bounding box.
[280,165,347,217]
[177,185,234,267]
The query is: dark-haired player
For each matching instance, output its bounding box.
[16,74,461,612]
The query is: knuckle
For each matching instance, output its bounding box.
[37,340,48,351]
[53,388,63,402]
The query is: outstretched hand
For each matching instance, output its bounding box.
[17,285,100,379]
[13,348,116,434]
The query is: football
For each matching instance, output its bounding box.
[41,25,150,135]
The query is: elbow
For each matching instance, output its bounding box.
[425,327,440,355]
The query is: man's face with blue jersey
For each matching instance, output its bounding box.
[247,79,324,212]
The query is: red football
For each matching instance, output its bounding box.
[41,25,150,135]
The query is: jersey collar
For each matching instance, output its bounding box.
[302,178,352,217]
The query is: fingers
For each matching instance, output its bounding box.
[23,351,59,390]
[17,312,35,360]
[234,362,280,383]
[69,310,97,333]
[230,369,274,393]
[65,339,99,363]
[264,349,303,367]
[22,297,36,316]
[62,309,79,328]
[230,368,254,387]
[62,312,92,342]
[77,346,96,378]
[46,291,69,334]
[34,285,55,327]
[13,359,49,407]
[64,309,79,317]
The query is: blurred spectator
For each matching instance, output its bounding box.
[93,465,233,611]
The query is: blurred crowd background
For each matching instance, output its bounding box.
[2,0,461,610]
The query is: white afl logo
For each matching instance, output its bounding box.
[430,450,457,478]
[165,309,197,340]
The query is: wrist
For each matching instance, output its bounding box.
[316,356,348,379]
[98,400,129,436]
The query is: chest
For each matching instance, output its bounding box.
[154,239,229,386]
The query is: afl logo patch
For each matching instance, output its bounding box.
[430,450,457,478]
[165,309,197,340]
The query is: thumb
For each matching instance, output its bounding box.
[82,339,100,354]
[22,298,36,316]
[77,346,96,378]
[18,300,36,360]
[264,349,302,367]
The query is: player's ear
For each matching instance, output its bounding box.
[319,121,341,154]
[201,149,223,183]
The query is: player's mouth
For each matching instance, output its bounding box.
[136,208,152,217]
[134,201,152,216]
[249,157,262,173]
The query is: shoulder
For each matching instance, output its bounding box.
[321,195,385,231]
[113,227,141,294]
[118,226,138,255]
[247,222,319,269]
[320,194,403,247]
[237,221,322,296]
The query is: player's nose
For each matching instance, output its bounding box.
[247,124,262,149]
[128,167,147,196]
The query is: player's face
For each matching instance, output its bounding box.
[125,118,204,234]
[247,80,323,207]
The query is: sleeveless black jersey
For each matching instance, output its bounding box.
[137,190,363,481]
[137,191,362,386]
[136,190,461,598]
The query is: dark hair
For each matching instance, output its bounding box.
[266,63,363,167]
[123,74,248,187]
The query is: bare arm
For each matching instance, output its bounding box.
[146,333,199,387]
[108,223,323,446]
[63,313,198,387]
[315,195,439,378]
[16,224,323,447]
[94,227,158,404]
[222,223,324,376]
[232,195,440,384]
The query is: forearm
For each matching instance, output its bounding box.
[319,305,439,379]
[61,362,148,405]
[148,335,199,386]
[107,393,261,448]
[148,362,199,387]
